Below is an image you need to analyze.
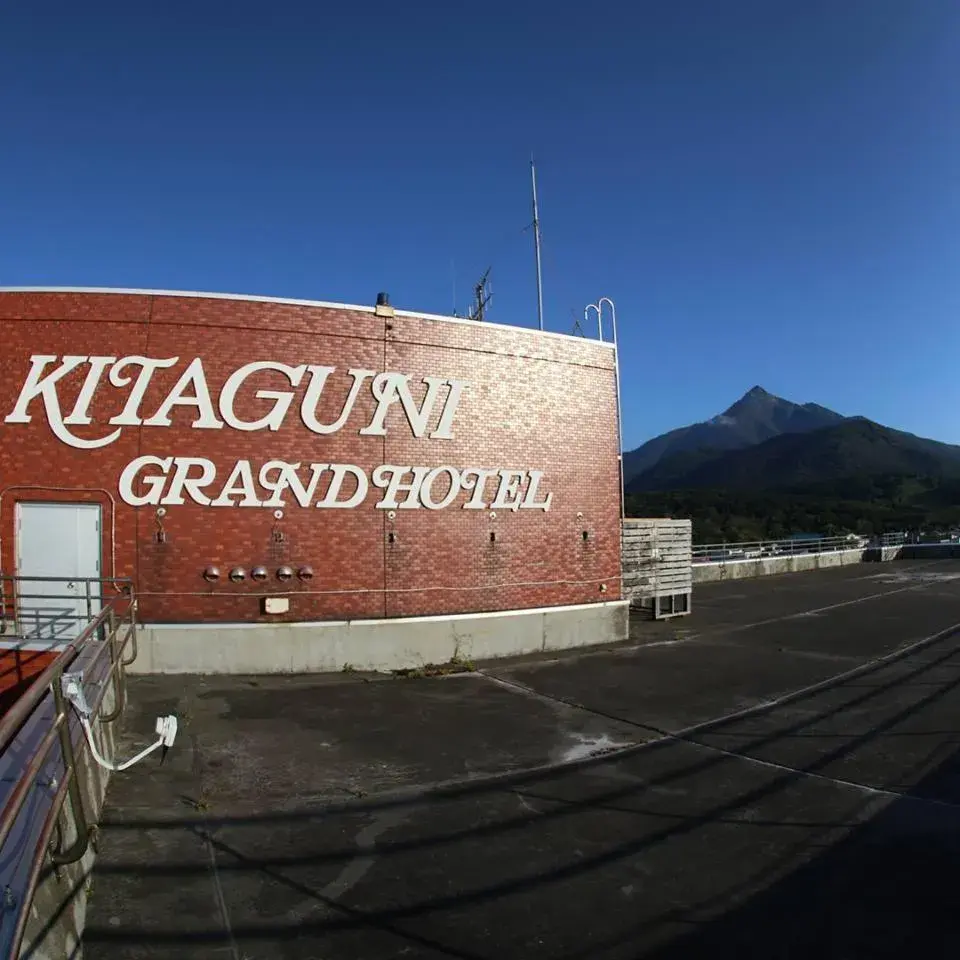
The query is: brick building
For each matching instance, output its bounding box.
[0,288,626,675]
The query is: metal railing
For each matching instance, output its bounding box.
[690,534,913,565]
[0,576,136,956]
[1,575,132,642]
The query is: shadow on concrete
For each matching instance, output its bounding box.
[593,749,960,960]
[81,625,960,959]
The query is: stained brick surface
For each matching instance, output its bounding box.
[0,292,620,623]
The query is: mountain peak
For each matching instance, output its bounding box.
[722,385,780,418]
[623,385,846,484]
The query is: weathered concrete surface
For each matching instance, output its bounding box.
[693,541,960,584]
[84,558,960,959]
[129,601,630,675]
[692,545,865,582]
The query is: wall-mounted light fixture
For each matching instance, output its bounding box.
[155,506,168,544]
[251,566,268,582]
[272,509,285,544]
[229,567,247,583]
[202,566,220,583]
[276,566,293,583]
[297,566,314,581]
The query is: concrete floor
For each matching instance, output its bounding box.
[84,558,960,959]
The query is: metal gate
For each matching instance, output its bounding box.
[15,502,102,641]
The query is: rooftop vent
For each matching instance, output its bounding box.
[375,291,395,318]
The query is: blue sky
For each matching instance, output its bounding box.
[2,1,958,450]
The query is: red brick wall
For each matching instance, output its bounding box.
[0,291,621,623]
[0,650,57,716]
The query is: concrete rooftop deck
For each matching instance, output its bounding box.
[84,558,960,958]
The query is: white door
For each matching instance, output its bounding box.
[16,503,102,642]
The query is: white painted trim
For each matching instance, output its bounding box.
[0,286,616,350]
[140,599,629,631]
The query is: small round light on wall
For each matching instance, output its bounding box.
[599,583,607,593]
[489,511,497,521]
[156,507,167,519]
[297,566,314,581]
[387,510,397,521]
[576,512,583,520]
[276,566,294,582]
[229,567,247,583]
[273,510,284,520]
[202,566,220,582]
[251,566,268,582]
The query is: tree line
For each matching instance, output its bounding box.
[625,473,960,544]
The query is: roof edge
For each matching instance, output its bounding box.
[0,286,616,350]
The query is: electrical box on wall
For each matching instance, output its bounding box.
[263,597,290,615]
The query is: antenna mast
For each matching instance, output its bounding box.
[469,267,492,323]
[530,158,544,331]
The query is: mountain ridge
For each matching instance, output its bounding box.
[628,414,960,494]
[623,385,846,484]
[625,387,960,494]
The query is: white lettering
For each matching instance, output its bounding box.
[64,356,116,425]
[430,378,469,439]
[119,457,173,507]
[300,367,376,435]
[258,460,290,507]
[277,463,328,508]
[491,470,526,511]
[372,465,430,509]
[8,351,553,511]
[161,457,218,506]
[5,355,122,448]
[113,456,553,512]
[360,374,448,438]
[143,359,223,430]
[109,357,180,425]
[220,362,307,432]
[420,466,461,510]
[316,464,368,508]
[118,456,173,506]
[519,470,553,511]
[211,460,263,507]
[460,468,499,509]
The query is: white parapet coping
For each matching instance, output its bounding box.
[692,547,866,583]
[691,541,960,583]
[129,600,630,675]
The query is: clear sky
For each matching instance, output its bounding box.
[1,1,958,450]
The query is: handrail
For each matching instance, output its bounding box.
[0,577,136,958]
[690,532,914,564]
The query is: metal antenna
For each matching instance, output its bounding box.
[451,258,457,316]
[570,309,586,337]
[531,158,544,331]
[469,267,492,322]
